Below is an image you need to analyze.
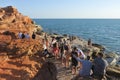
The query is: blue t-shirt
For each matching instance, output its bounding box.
[76,57,92,76]
[93,57,108,75]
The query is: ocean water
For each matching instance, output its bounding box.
[33,19,120,53]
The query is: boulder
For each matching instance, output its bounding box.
[92,43,105,51]
[32,62,57,80]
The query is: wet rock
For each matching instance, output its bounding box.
[92,43,105,51]
[63,34,68,37]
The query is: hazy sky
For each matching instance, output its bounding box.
[0,0,120,18]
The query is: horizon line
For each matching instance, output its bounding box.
[32,18,120,19]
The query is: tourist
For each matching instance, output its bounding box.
[18,32,22,39]
[32,32,36,39]
[63,39,66,44]
[50,37,56,53]
[62,43,70,68]
[43,39,47,50]
[77,48,86,59]
[44,33,47,41]
[21,32,25,39]
[45,38,49,50]
[92,52,108,80]
[25,33,30,39]
[88,38,92,47]
[91,51,97,60]
[71,47,78,75]
[42,39,51,57]
[53,42,59,59]
[73,55,92,79]
[58,39,64,58]
[51,37,57,45]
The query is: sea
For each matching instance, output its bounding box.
[33,19,120,54]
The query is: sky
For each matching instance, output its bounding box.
[0,0,120,19]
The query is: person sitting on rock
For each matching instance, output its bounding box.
[18,32,22,39]
[21,32,25,39]
[75,56,92,76]
[25,33,30,39]
[72,55,92,79]
[32,32,36,39]
[92,52,108,80]
[91,51,97,60]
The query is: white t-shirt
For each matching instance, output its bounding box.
[18,32,22,38]
[77,48,86,59]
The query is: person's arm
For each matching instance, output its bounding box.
[104,60,109,70]
[80,50,86,59]
[73,54,83,62]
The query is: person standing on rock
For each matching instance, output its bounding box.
[42,39,51,58]
[58,39,64,58]
[62,43,70,68]
[44,33,47,41]
[71,47,78,75]
[92,52,108,80]
[53,42,59,59]
[77,48,86,59]
[88,38,92,47]
[50,37,57,54]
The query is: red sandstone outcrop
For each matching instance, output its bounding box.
[0,6,53,80]
[0,6,42,35]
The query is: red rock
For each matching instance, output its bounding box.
[0,6,42,35]
[0,6,45,80]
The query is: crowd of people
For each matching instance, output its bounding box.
[42,33,108,80]
[18,31,109,80]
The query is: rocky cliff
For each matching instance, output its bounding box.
[0,6,56,80]
[0,6,42,35]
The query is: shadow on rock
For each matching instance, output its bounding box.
[0,68,30,80]
[32,62,57,80]
[7,60,31,68]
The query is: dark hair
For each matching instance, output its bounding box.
[87,56,90,60]
[92,51,97,59]
[73,47,77,51]
[98,52,103,57]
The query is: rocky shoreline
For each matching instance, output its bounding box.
[44,32,120,66]
[0,6,120,80]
